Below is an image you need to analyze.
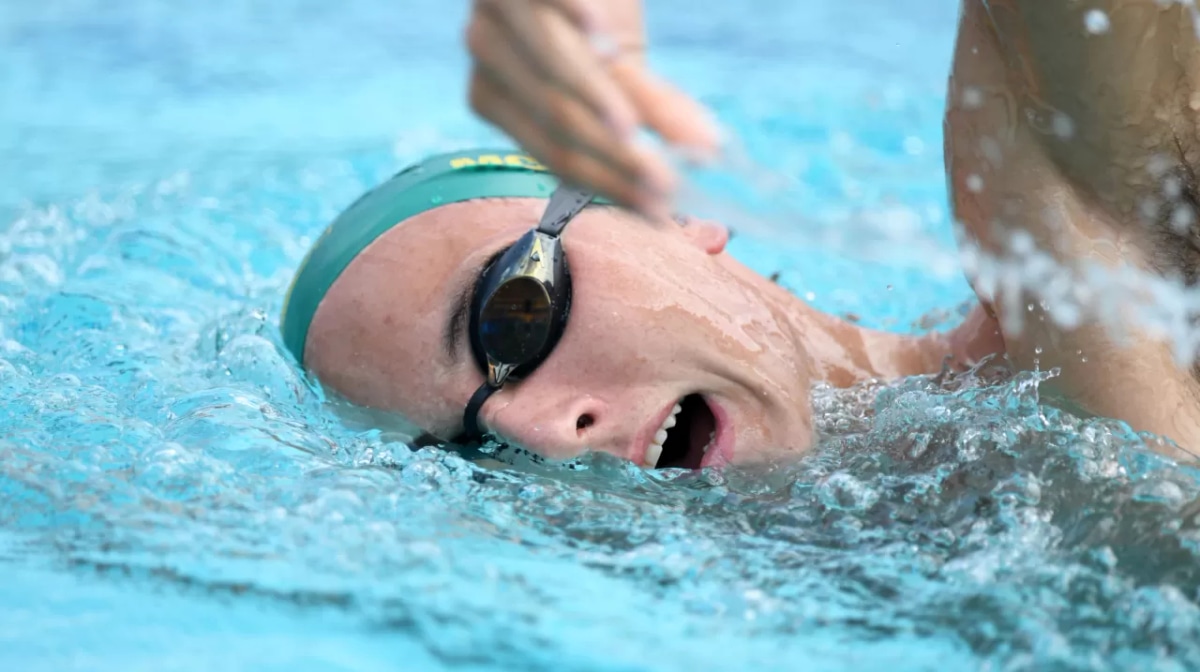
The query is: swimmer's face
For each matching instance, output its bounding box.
[306,198,816,468]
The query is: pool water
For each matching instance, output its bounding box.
[4,1,1200,670]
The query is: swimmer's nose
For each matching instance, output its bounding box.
[484,392,618,462]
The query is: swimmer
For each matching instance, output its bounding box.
[282,0,1200,467]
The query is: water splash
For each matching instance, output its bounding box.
[5,176,1200,670]
[5,1,1200,670]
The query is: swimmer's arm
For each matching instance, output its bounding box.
[986,0,1200,223]
[951,0,1200,454]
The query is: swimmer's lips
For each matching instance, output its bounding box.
[634,394,731,470]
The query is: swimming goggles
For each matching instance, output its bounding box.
[461,185,596,441]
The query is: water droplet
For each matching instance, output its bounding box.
[979,136,1003,165]
[1165,175,1184,199]
[1034,346,1043,355]
[1148,153,1173,177]
[531,251,541,262]
[903,136,925,156]
[1140,197,1162,221]
[961,87,984,109]
[430,195,444,205]
[1085,9,1111,34]
[1009,230,1035,255]
[1052,112,1075,139]
[966,174,984,193]
[1172,205,1195,233]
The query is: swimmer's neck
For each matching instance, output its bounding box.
[721,253,1005,389]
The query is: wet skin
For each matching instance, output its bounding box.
[306,200,1002,467]
[947,0,1200,455]
[306,0,1200,465]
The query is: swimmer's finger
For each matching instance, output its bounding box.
[473,61,675,201]
[477,0,600,33]
[609,61,721,158]
[470,71,654,210]
[529,0,604,33]
[470,74,673,219]
[476,0,640,138]
[465,20,675,199]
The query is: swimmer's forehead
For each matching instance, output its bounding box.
[387,197,637,290]
[397,197,633,238]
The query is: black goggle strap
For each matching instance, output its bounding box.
[537,185,595,237]
[463,381,498,442]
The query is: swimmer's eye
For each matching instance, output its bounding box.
[466,245,513,376]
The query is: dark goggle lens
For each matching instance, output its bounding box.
[479,278,554,365]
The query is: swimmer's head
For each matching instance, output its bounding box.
[285,149,817,468]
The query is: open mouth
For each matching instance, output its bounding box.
[644,394,717,470]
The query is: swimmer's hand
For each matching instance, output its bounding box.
[465,0,720,218]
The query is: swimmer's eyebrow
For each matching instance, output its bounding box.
[444,247,507,362]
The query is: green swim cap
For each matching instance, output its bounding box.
[280,148,564,365]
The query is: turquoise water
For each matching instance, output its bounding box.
[5,1,1200,670]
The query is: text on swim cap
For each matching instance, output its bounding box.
[449,154,548,171]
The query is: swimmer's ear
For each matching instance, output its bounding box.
[677,216,728,256]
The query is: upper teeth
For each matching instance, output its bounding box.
[643,402,682,468]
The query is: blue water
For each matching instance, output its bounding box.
[4,1,1200,670]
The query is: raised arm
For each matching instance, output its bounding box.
[946,0,1200,455]
[992,1,1200,221]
